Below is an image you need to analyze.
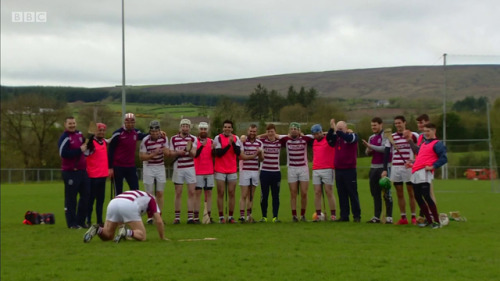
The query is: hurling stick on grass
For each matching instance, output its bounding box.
[202,190,210,224]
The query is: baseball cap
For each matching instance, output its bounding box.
[149,120,160,130]
[311,124,322,134]
[180,119,191,127]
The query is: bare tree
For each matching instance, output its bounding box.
[1,94,68,168]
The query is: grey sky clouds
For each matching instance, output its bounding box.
[1,0,499,87]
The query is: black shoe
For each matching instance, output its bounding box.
[353,218,361,223]
[187,219,195,224]
[334,218,349,222]
[292,216,299,222]
[366,217,380,223]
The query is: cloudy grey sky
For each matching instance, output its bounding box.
[1,0,499,87]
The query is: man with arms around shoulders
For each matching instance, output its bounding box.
[213,120,242,224]
[238,124,264,223]
[194,122,216,224]
[170,119,198,224]
[84,122,109,227]
[383,115,419,225]
[258,124,283,223]
[108,113,148,195]
[58,116,90,229]
[139,120,169,224]
[309,124,337,222]
[279,122,314,222]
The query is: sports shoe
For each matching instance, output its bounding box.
[353,218,361,223]
[238,217,246,223]
[187,219,195,224]
[173,218,181,224]
[193,219,201,224]
[83,224,99,243]
[246,216,255,223]
[219,217,226,224]
[330,215,336,221]
[146,218,153,225]
[259,217,268,223]
[411,217,417,225]
[114,226,127,243]
[366,217,381,223]
[418,222,430,228]
[385,217,393,224]
[396,218,409,225]
[292,216,299,222]
[432,222,441,229]
[272,217,281,223]
[228,217,236,224]
[300,216,307,222]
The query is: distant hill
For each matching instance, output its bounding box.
[105,65,500,102]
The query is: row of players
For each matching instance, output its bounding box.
[58,113,446,242]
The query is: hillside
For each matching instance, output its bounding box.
[106,65,500,101]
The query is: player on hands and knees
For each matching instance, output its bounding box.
[83,190,167,243]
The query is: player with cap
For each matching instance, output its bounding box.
[139,120,169,224]
[108,113,149,195]
[194,122,215,223]
[309,124,337,222]
[84,122,109,227]
[170,119,198,224]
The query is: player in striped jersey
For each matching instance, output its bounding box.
[383,116,419,225]
[83,190,167,243]
[139,120,169,225]
[170,119,198,224]
[279,122,314,222]
[258,124,283,223]
[238,124,264,223]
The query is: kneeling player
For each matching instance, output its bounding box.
[83,190,167,243]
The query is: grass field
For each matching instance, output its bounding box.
[1,179,499,281]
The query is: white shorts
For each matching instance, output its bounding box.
[143,165,166,185]
[390,165,412,183]
[312,169,334,185]
[239,170,259,186]
[287,166,310,183]
[196,174,215,190]
[411,169,434,184]
[214,172,238,182]
[172,167,197,185]
[106,198,141,223]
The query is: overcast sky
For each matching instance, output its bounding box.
[1,0,499,87]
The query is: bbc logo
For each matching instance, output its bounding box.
[12,12,47,23]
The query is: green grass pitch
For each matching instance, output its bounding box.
[1,179,499,281]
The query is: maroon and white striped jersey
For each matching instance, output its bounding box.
[260,138,282,172]
[140,135,167,166]
[241,139,263,171]
[115,190,159,217]
[280,135,313,168]
[170,134,197,169]
[386,132,418,166]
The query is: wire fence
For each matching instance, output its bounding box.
[1,166,496,184]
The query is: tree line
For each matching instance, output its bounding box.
[1,88,498,169]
